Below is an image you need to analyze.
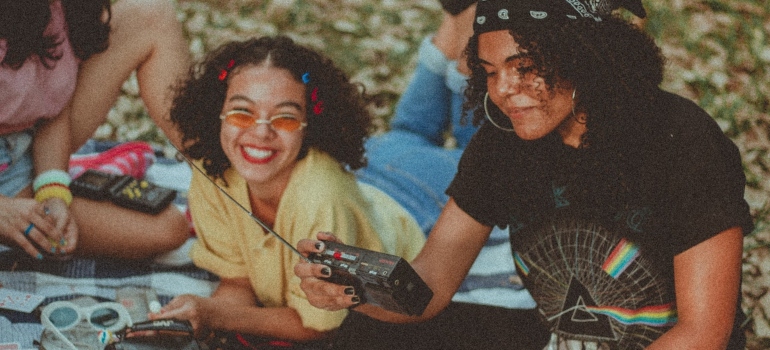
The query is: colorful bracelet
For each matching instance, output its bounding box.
[34,183,73,206]
[33,169,72,192]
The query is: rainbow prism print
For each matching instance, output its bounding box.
[602,238,640,279]
[586,303,678,327]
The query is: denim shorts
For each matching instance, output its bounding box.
[0,130,34,197]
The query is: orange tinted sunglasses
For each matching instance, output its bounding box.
[220,111,307,132]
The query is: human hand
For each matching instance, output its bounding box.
[42,197,78,257]
[0,196,58,259]
[293,232,360,312]
[150,294,211,338]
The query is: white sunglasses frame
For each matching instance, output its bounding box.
[41,300,133,350]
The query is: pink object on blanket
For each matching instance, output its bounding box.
[69,141,156,179]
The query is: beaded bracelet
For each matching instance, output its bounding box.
[33,169,72,192]
[34,183,73,206]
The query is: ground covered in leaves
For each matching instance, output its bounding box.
[103,0,770,347]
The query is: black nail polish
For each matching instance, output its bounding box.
[344,287,354,295]
[315,242,323,250]
[321,267,331,277]
[351,296,360,304]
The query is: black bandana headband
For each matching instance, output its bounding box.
[474,0,646,34]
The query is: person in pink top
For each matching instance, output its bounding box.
[0,0,190,260]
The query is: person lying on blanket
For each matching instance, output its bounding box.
[156,35,425,347]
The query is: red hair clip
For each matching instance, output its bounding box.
[218,59,236,81]
[313,101,324,115]
[311,87,324,115]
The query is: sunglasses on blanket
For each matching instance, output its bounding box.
[41,301,133,349]
[220,111,307,131]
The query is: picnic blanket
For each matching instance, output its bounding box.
[0,243,218,348]
[0,141,533,348]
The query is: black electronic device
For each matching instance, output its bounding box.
[71,169,176,215]
[108,319,206,350]
[309,240,433,316]
[70,169,123,201]
[173,150,434,316]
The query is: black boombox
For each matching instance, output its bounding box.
[309,241,433,316]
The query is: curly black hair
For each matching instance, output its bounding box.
[0,0,110,69]
[463,15,666,150]
[170,35,373,180]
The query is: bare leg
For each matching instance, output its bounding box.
[69,0,190,151]
[70,197,189,259]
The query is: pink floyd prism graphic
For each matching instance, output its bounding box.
[512,217,677,349]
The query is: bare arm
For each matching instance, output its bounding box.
[69,0,189,150]
[30,105,78,255]
[155,277,328,341]
[34,105,71,172]
[294,198,491,323]
[646,227,744,350]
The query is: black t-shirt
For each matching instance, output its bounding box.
[447,91,753,349]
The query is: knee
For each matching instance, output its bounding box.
[153,207,190,251]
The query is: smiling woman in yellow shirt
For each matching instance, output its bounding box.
[188,149,423,332]
[154,35,424,348]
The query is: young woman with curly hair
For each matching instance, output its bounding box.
[0,0,190,260]
[156,36,425,347]
[296,0,752,349]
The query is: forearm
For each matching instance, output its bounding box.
[33,108,71,173]
[294,200,489,326]
[342,200,488,324]
[646,323,732,350]
[348,262,471,324]
[208,279,328,341]
[646,227,743,349]
[208,299,328,341]
[347,289,453,325]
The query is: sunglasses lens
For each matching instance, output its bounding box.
[271,116,302,131]
[224,112,255,128]
[90,308,121,328]
[49,307,79,328]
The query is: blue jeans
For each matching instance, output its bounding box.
[357,37,477,234]
[0,131,34,197]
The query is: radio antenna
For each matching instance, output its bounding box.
[171,146,309,262]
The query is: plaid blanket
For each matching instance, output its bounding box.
[0,243,218,348]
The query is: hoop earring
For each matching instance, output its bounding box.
[484,92,515,132]
[572,89,587,124]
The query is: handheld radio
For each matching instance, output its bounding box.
[175,149,433,316]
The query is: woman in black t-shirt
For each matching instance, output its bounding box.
[294,1,752,349]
